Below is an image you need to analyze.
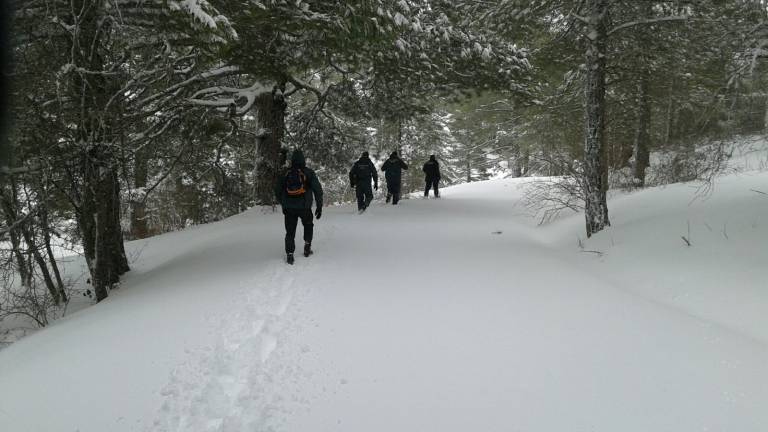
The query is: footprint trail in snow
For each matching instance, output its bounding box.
[152,265,314,432]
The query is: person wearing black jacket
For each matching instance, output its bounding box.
[381,151,408,205]
[422,154,441,198]
[349,151,378,212]
[274,150,324,264]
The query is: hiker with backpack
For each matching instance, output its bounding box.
[381,151,408,205]
[274,150,324,265]
[349,151,378,213]
[423,154,441,198]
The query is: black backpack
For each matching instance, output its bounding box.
[285,167,307,197]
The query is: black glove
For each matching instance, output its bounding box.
[315,207,322,219]
[374,183,378,191]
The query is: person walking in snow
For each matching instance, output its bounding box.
[349,151,378,213]
[381,151,408,205]
[275,149,324,265]
[423,154,441,198]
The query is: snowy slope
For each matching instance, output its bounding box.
[545,173,768,344]
[1,170,767,432]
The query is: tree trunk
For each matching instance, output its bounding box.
[77,152,121,304]
[520,146,529,176]
[583,0,611,237]
[109,169,130,277]
[131,145,149,239]
[663,81,674,146]
[20,223,61,305]
[70,0,129,302]
[9,229,31,287]
[40,205,67,303]
[0,1,10,170]
[10,230,31,287]
[90,166,129,293]
[512,155,522,178]
[397,118,403,155]
[763,95,768,134]
[78,159,96,282]
[397,119,409,193]
[466,153,472,182]
[632,73,652,187]
[254,88,287,205]
[2,179,62,304]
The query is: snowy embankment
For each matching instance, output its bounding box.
[1,158,767,431]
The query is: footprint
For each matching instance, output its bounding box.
[259,334,278,363]
[274,292,294,316]
[252,319,265,334]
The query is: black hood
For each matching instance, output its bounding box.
[429,155,436,162]
[291,150,305,167]
[389,152,398,159]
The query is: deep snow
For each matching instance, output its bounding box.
[1,168,767,431]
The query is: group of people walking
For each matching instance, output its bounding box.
[275,149,442,264]
[348,151,441,211]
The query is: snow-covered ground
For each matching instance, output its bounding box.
[1,165,767,431]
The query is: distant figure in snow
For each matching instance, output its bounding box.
[349,151,378,213]
[381,151,408,205]
[423,154,441,198]
[274,150,324,265]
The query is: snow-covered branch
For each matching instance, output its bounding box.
[137,65,241,108]
[187,81,275,115]
[287,75,323,99]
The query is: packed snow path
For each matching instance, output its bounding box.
[1,178,768,432]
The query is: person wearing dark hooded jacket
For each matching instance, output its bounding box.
[349,151,378,212]
[274,150,324,265]
[381,151,408,205]
[422,154,441,198]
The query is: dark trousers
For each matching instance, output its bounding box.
[356,183,373,210]
[284,208,313,254]
[424,177,439,197]
[386,180,401,205]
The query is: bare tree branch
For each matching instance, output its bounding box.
[607,14,691,36]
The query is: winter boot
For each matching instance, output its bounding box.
[303,243,313,257]
[287,253,295,265]
[386,193,391,203]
